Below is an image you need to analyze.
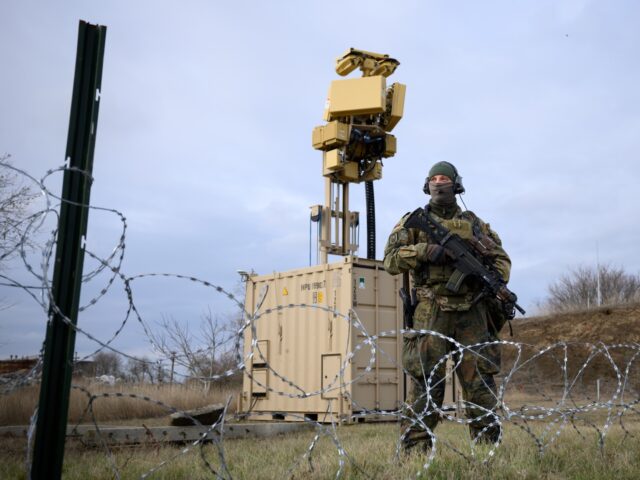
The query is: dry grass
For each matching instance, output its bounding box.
[2,418,640,479]
[0,380,240,426]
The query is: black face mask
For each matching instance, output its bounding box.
[429,181,456,205]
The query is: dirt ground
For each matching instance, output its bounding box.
[500,303,640,394]
[511,303,640,345]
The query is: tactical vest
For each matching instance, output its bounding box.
[412,210,483,310]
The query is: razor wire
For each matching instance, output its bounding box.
[1,161,640,479]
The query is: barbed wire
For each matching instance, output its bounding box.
[1,161,639,479]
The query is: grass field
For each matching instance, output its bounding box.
[2,303,640,478]
[2,416,639,479]
[0,381,239,426]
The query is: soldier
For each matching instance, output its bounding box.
[383,161,511,452]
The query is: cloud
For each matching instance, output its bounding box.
[2,1,640,357]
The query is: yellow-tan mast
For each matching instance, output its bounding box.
[311,48,406,264]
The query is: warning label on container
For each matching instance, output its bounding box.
[282,287,288,296]
[312,291,324,304]
[358,277,366,289]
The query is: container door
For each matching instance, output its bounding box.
[251,369,268,398]
[321,354,342,399]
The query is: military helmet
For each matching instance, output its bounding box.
[422,161,465,194]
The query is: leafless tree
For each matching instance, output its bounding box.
[0,156,38,316]
[150,307,237,391]
[125,356,155,384]
[92,350,123,377]
[0,155,37,266]
[544,264,640,313]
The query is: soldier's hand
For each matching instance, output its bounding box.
[416,243,449,265]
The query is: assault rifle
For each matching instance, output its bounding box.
[404,207,525,320]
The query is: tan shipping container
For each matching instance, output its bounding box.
[238,256,462,423]
[239,257,404,423]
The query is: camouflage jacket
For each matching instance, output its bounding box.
[383,203,511,311]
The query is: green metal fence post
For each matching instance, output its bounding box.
[31,20,107,480]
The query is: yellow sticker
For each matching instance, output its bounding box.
[282,287,289,296]
[317,291,324,303]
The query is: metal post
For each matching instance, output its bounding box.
[31,20,106,480]
[170,352,176,385]
[596,241,602,306]
[334,182,340,251]
[342,183,349,255]
[320,178,331,264]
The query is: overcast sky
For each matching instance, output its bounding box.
[1,0,639,358]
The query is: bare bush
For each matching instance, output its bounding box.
[544,264,640,313]
[150,308,238,391]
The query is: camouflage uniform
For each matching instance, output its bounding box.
[383,201,511,448]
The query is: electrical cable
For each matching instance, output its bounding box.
[365,180,376,259]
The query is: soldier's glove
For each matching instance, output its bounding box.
[416,243,449,265]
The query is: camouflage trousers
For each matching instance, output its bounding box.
[401,300,502,449]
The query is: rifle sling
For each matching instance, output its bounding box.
[440,231,453,245]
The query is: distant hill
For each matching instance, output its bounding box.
[500,303,640,390]
[511,302,640,346]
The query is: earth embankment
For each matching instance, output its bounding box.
[500,303,640,393]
